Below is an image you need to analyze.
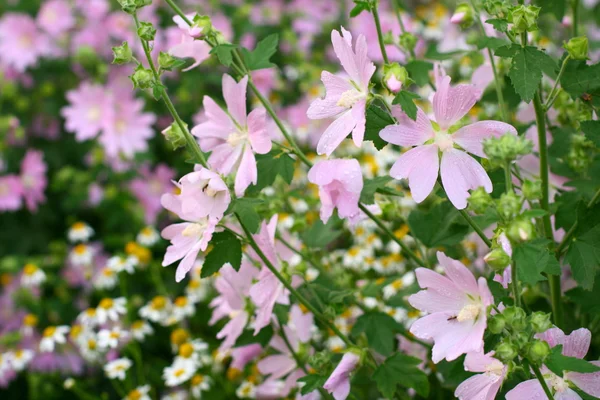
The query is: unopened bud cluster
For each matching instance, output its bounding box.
[508,5,540,34]
[483,134,533,169]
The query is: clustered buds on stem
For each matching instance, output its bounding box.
[483,133,533,169]
[508,5,541,34]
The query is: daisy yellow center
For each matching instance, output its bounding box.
[24,314,38,327]
[456,304,480,322]
[179,343,194,358]
[72,222,86,231]
[85,308,96,317]
[70,325,83,338]
[151,296,167,310]
[43,326,56,337]
[336,89,364,108]
[132,320,144,330]
[128,390,142,400]
[110,331,120,339]
[392,280,403,290]
[170,328,189,345]
[192,374,204,385]
[98,298,114,309]
[88,339,97,350]
[23,264,39,276]
[175,297,188,307]
[173,368,186,378]
[73,244,88,255]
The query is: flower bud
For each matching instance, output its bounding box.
[399,32,418,54]
[502,306,527,328]
[117,0,138,14]
[482,0,509,18]
[527,340,550,363]
[162,122,187,150]
[451,3,475,28]
[506,218,535,243]
[483,134,533,168]
[487,314,506,334]
[564,36,588,61]
[130,66,154,89]
[468,187,493,214]
[529,311,553,333]
[137,21,156,42]
[158,52,179,71]
[112,42,133,65]
[383,63,409,93]
[484,248,511,272]
[522,180,542,201]
[509,5,540,33]
[495,340,518,362]
[497,191,521,221]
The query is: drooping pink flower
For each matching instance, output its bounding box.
[307,159,363,223]
[37,0,75,37]
[0,175,23,212]
[209,261,259,350]
[408,251,494,363]
[380,67,517,209]
[129,164,176,224]
[62,83,112,142]
[323,351,361,400]
[455,351,507,400]
[0,13,52,72]
[192,74,271,196]
[168,34,211,71]
[177,167,231,220]
[20,150,47,211]
[307,27,375,156]
[507,328,600,400]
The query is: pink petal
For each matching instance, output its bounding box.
[200,96,232,133]
[452,121,517,158]
[455,373,501,400]
[247,108,272,154]
[567,361,600,397]
[234,146,257,196]
[506,380,546,400]
[307,71,352,120]
[351,99,366,147]
[354,34,375,88]
[437,252,480,295]
[389,144,439,203]
[562,328,591,359]
[223,74,248,126]
[380,106,434,146]
[316,110,357,156]
[175,241,203,282]
[433,76,478,130]
[471,64,494,100]
[440,149,492,210]
[464,351,498,373]
[331,28,359,84]
[408,289,465,314]
[257,354,296,380]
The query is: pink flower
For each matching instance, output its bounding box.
[62,83,111,142]
[0,13,52,72]
[168,34,211,71]
[129,164,176,224]
[380,67,517,209]
[173,14,204,38]
[210,261,259,349]
[507,328,600,400]
[0,175,23,211]
[20,150,47,211]
[408,251,494,363]
[323,351,361,400]
[192,74,271,196]
[307,27,375,156]
[178,167,231,220]
[307,159,363,223]
[37,0,75,37]
[455,351,507,400]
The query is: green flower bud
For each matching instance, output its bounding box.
[506,218,535,243]
[497,191,522,220]
[482,0,509,18]
[484,248,511,271]
[487,314,506,334]
[451,3,475,29]
[468,187,493,214]
[567,134,595,173]
[117,0,138,14]
[522,180,542,201]
[137,21,156,42]
[191,15,213,38]
[483,134,533,168]
[112,42,133,65]
[308,351,332,370]
[564,36,588,61]
[495,340,519,362]
[161,122,187,150]
[158,52,179,71]
[527,340,551,363]
[503,306,527,326]
[529,312,553,333]
[399,32,418,54]
[509,5,540,34]
[130,65,154,89]
[383,63,410,93]
[75,46,100,70]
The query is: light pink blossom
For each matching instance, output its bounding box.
[192,74,271,196]
[455,351,507,400]
[0,13,52,72]
[0,176,23,212]
[408,252,494,363]
[323,351,361,400]
[307,27,375,156]
[168,34,211,71]
[37,0,75,37]
[307,158,363,223]
[20,150,47,211]
[62,83,112,142]
[380,67,517,209]
[129,164,176,224]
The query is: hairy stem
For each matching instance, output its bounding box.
[459,209,493,248]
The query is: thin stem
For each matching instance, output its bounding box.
[163,0,191,24]
[511,260,521,307]
[391,0,416,59]
[544,55,570,111]
[459,209,492,248]
[533,89,563,328]
[556,187,600,255]
[531,364,554,400]
[573,0,580,37]
[371,4,390,64]
[505,162,513,193]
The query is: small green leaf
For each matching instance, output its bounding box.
[494,44,519,58]
[301,220,342,249]
[360,176,394,204]
[560,60,600,99]
[241,34,279,70]
[392,90,420,121]
[254,150,295,190]
[475,36,510,51]
[209,44,238,67]
[565,203,600,290]
[408,202,469,247]
[352,312,399,356]
[201,231,242,277]
[233,198,264,234]
[297,374,327,395]
[545,345,600,376]
[513,239,561,285]
[365,103,394,150]
[522,209,548,219]
[507,46,555,103]
[485,18,509,32]
[405,61,433,87]
[373,352,430,398]
[350,1,370,17]
[580,120,600,147]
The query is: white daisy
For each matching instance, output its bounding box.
[139,296,172,323]
[163,358,196,387]
[161,391,188,400]
[93,267,118,290]
[136,226,159,247]
[236,381,257,399]
[191,374,212,398]
[107,255,137,274]
[130,320,153,342]
[78,308,99,328]
[98,327,129,350]
[104,358,132,381]
[39,325,70,352]
[9,349,34,371]
[21,263,46,288]
[79,334,101,362]
[96,297,127,324]
[69,244,95,266]
[68,222,94,243]
[172,297,195,322]
[123,385,151,400]
[185,277,210,303]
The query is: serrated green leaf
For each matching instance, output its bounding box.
[365,103,394,150]
[580,120,600,147]
[392,90,420,121]
[301,220,342,249]
[545,345,600,376]
[513,239,561,285]
[209,44,238,67]
[494,44,519,58]
[475,36,510,51]
[297,374,327,395]
[405,60,433,87]
[352,312,399,356]
[241,34,279,70]
[254,150,295,190]
[407,202,469,247]
[508,46,553,103]
[233,198,264,234]
[360,176,394,204]
[485,18,509,32]
[560,60,600,99]
[565,203,600,290]
[373,353,430,398]
[201,231,242,277]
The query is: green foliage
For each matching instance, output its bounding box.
[201,231,242,277]
[404,60,433,87]
[559,60,600,99]
[512,239,561,285]
[565,203,600,290]
[301,219,342,249]
[534,0,566,21]
[364,103,394,150]
[373,352,430,398]
[352,312,400,356]
[360,176,402,204]
[232,198,264,234]
[408,202,469,247]
[210,44,239,67]
[566,277,600,314]
[241,34,279,70]
[485,18,509,32]
[580,120,600,147]
[234,326,274,347]
[297,374,327,395]
[392,90,420,121]
[545,345,600,375]
[253,150,295,190]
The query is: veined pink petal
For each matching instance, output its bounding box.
[408,289,465,314]
[223,74,248,126]
[247,108,272,154]
[440,149,492,210]
[555,389,586,400]
[208,143,243,176]
[217,311,248,350]
[316,110,357,156]
[455,372,502,400]
[307,71,353,120]
[437,251,480,295]
[389,144,439,203]
[561,328,591,359]
[452,121,517,158]
[257,354,296,380]
[200,96,232,133]
[234,146,258,196]
[169,38,211,71]
[471,64,494,100]
[351,99,366,147]
[506,380,546,400]
[354,34,375,88]
[433,75,478,130]
[464,351,499,373]
[567,361,600,397]
[380,106,434,146]
[331,28,359,84]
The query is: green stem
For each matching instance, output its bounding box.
[544,55,570,111]
[459,209,492,248]
[371,4,390,64]
[511,260,521,307]
[573,0,580,37]
[505,162,513,193]
[163,0,191,24]
[531,364,554,400]
[391,0,416,59]
[533,90,563,328]
[556,187,600,255]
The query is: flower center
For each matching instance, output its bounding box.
[434,130,454,152]
[23,264,38,276]
[484,360,504,376]
[226,130,248,147]
[548,373,569,393]
[456,304,480,322]
[182,221,208,237]
[337,89,364,108]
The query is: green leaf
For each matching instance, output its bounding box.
[507,46,554,103]
[301,220,342,249]
[560,60,600,99]
[512,239,561,285]
[566,278,600,314]
[521,209,548,219]
[201,231,242,277]
[580,120,600,147]
[566,203,600,290]
[209,44,238,67]
[485,18,509,32]
[350,1,370,17]
[233,198,264,234]
[297,374,327,395]
[373,353,430,398]
[352,312,399,356]
[365,103,394,150]
[360,176,394,204]
[234,326,273,348]
[407,202,469,248]
[494,44,519,58]
[392,90,420,121]
[534,0,566,20]
[545,345,600,376]
[241,34,279,70]
[254,150,295,190]
[405,61,433,87]
[475,36,510,51]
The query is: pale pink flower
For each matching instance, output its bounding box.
[62,83,111,142]
[230,344,263,371]
[37,0,75,37]
[380,67,517,209]
[408,252,494,363]
[0,13,51,72]
[307,159,363,223]
[173,14,205,38]
[178,167,231,220]
[455,351,507,400]
[129,164,176,224]
[307,27,375,156]
[0,176,23,211]
[192,74,271,196]
[168,34,211,71]
[20,150,47,211]
[323,351,361,400]
[507,328,600,399]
